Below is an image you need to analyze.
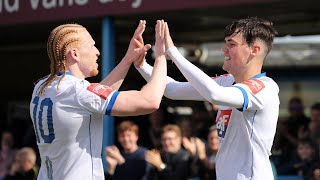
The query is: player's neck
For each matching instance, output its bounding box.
[67,68,85,79]
[234,68,262,83]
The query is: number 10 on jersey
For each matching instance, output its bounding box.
[32,96,55,144]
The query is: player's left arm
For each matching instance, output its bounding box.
[233,78,279,111]
[136,61,206,101]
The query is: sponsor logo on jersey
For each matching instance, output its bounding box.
[216,109,232,138]
[242,79,265,94]
[87,83,113,100]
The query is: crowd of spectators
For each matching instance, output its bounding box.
[0,97,319,180]
[272,98,320,179]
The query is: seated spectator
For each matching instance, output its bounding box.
[275,97,310,165]
[0,131,17,179]
[183,125,219,180]
[305,161,320,180]
[307,102,320,146]
[199,125,219,180]
[4,147,38,180]
[105,120,148,180]
[277,138,318,177]
[146,124,194,180]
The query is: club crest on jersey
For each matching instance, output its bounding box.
[87,83,113,100]
[242,79,265,94]
[216,109,232,138]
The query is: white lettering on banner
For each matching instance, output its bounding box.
[0,0,19,13]
[75,0,87,6]
[30,0,88,10]
[43,0,55,9]
[98,0,142,8]
[1,0,140,14]
[30,0,40,10]
[132,0,141,8]
[98,0,112,3]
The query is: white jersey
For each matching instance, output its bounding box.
[137,47,280,180]
[214,73,279,180]
[30,72,119,180]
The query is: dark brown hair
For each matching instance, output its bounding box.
[224,17,278,55]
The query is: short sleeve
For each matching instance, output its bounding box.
[233,78,267,111]
[76,83,120,115]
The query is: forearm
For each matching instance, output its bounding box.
[167,46,244,108]
[107,165,117,175]
[111,56,167,116]
[136,60,153,82]
[136,61,205,101]
[100,58,131,90]
[140,55,167,107]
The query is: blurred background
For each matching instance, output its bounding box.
[0,0,320,179]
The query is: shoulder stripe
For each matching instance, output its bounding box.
[106,91,120,116]
[233,86,248,112]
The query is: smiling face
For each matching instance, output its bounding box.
[77,30,100,78]
[118,130,138,152]
[207,128,219,152]
[222,32,252,77]
[161,130,181,153]
[222,17,278,81]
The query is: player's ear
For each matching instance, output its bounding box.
[251,44,261,56]
[69,48,80,62]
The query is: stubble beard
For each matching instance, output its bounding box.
[90,69,99,77]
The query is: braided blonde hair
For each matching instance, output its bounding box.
[37,24,86,95]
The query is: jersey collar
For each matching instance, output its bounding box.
[251,72,266,79]
[57,72,73,76]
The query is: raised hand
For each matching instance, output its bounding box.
[145,149,164,170]
[105,145,125,165]
[105,147,118,175]
[164,22,175,51]
[182,137,197,156]
[195,137,206,160]
[123,20,151,65]
[154,20,166,58]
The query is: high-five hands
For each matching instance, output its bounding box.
[134,20,172,68]
[154,20,167,59]
[164,21,174,51]
[123,20,151,65]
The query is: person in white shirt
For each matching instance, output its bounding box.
[30,20,168,180]
[135,17,279,180]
